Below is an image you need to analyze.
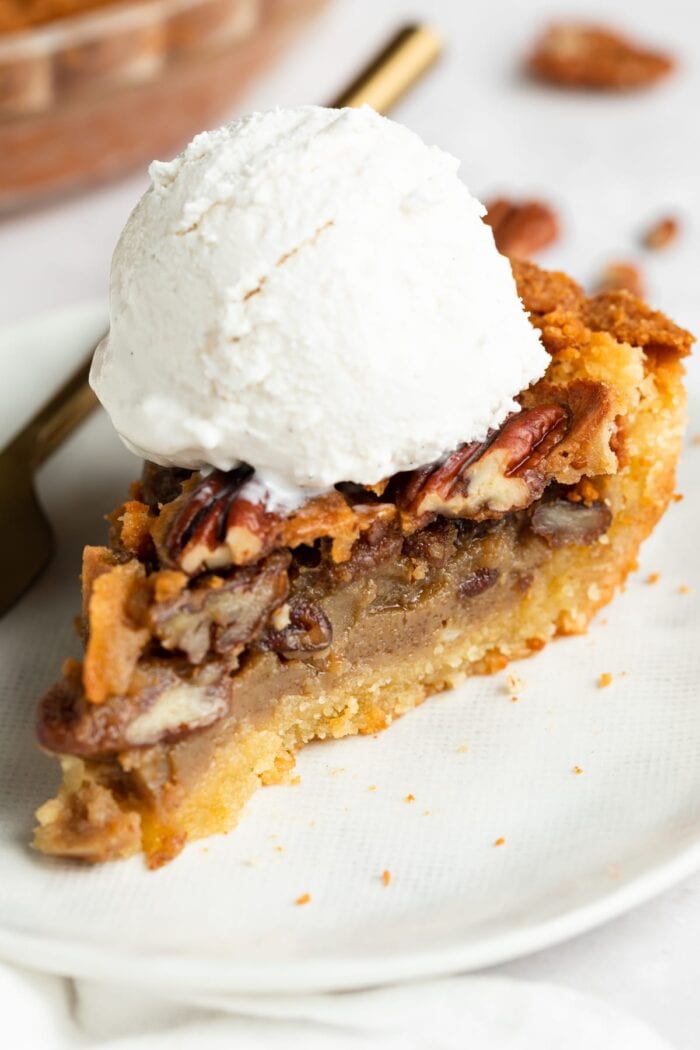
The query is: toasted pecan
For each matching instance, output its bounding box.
[485,198,559,258]
[527,23,674,91]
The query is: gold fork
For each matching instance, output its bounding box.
[0,23,441,616]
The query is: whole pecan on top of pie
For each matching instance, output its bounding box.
[398,403,570,525]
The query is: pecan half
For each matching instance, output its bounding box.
[485,198,559,258]
[162,469,398,578]
[37,657,229,757]
[401,404,569,523]
[257,598,332,660]
[527,23,674,91]
[150,551,290,664]
[164,468,282,575]
[530,498,612,548]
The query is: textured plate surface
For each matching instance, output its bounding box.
[0,309,699,994]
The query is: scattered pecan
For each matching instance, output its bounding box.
[530,498,612,547]
[643,216,679,250]
[596,261,645,298]
[527,23,674,91]
[150,552,290,664]
[257,598,332,660]
[400,404,569,524]
[458,567,500,599]
[484,198,559,258]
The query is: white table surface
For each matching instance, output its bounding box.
[1,0,699,1045]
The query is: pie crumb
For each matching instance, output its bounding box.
[646,572,660,584]
[368,784,377,792]
[572,765,584,775]
[381,869,391,887]
[494,837,506,847]
[506,672,524,693]
[295,893,311,906]
[672,493,684,503]
[405,793,415,803]
[679,585,690,594]
[598,672,613,688]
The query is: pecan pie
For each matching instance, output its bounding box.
[34,260,692,866]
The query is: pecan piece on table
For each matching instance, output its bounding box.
[150,550,290,664]
[527,23,674,91]
[530,498,612,548]
[401,404,570,524]
[596,261,645,298]
[484,199,559,259]
[257,598,332,660]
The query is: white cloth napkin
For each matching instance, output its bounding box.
[2,962,673,1050]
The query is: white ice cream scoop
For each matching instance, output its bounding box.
[91,105,548,496]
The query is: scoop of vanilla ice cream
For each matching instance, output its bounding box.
[91,105,548,494]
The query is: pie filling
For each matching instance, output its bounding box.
[33,260,692,866]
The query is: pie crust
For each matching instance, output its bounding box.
[34,260,692,866]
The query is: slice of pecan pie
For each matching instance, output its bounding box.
[34,260,692,866]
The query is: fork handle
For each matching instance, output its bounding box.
[12,354,98,469]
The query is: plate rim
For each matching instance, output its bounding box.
[2,834,700,993]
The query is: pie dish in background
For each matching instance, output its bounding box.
[0,0,325,213]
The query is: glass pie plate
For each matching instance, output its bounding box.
[0,0,325,214]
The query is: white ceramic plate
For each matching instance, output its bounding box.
[0,309,699,994]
